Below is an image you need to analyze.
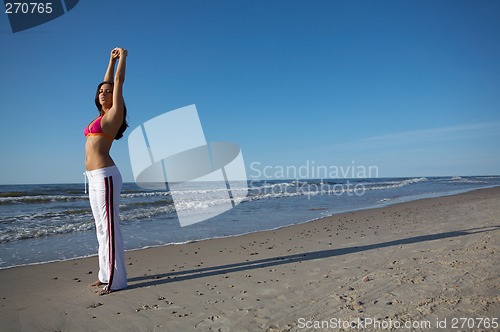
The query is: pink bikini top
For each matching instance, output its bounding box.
[84,116,113,140]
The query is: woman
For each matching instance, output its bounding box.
[84,47,128,295]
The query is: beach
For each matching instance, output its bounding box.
[0,187,498,331]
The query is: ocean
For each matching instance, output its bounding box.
[1,176,499,269]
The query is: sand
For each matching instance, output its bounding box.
[0,187,499,331]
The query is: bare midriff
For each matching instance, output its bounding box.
[85,136,115,171]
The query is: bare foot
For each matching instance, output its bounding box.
[90,280,107,287]
[98,288,112,296]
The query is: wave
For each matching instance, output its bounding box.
[474,176,500,180]
[122,191,172,198]
[363,177,428,190]
[377,198,393,204]
[0,220,95,243]
[0,208,91,225]
[448,176,487,184]
[0,194,88,205]
[242,177,429,202]
[122,205,176,221]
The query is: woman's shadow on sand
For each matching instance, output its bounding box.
[126,225,499,290]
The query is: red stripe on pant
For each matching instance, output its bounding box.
[104,176,115,291]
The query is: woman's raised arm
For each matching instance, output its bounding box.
[103,48,119,82]
[112,48,127,113]
[100,47,128,136]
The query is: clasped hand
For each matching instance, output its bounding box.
[110,47,128,60]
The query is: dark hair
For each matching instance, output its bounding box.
[94,81,128,140]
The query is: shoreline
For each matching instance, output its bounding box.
[1,185,497,271]
[1,187,499,331]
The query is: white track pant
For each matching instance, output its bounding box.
[86,166,127,291]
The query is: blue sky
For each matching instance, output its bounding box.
[1,0,499,184]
